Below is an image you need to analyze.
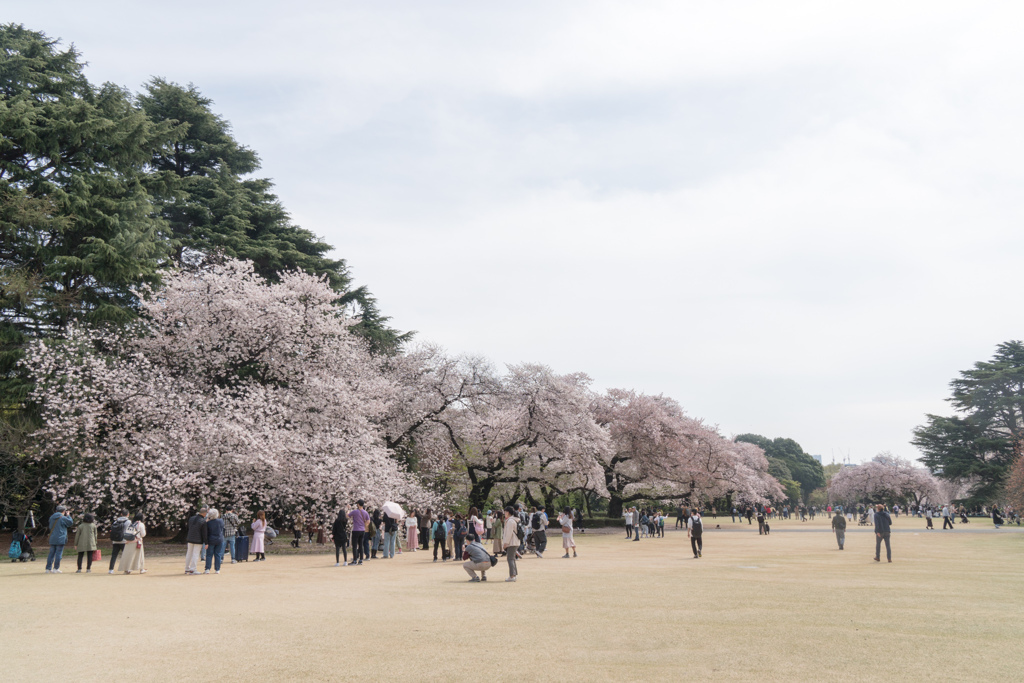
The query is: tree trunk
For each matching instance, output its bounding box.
[608,494,624,520]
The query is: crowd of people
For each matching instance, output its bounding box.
[7,496,1018,578]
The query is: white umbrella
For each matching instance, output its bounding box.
[382,501,405,520]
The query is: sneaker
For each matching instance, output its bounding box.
[573,552,578,558]
[108,570,114,574]
[231,559,237,564]
[76,569,82,573]
[433,559,437,563]
[481,575,487,582]
[562,554,570,558]
[505,577,517,582]
[343,562,348,566]
[53,569,62,573]
[468,576,481,582]
[357,560,363,565]
[536,553,543,559]
[334,562,340,567]
[697,551,701,558]
[86,569,91,573]
[203,570,210,574]
[215,570,220,574]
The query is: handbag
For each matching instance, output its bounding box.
[91,549,101,561]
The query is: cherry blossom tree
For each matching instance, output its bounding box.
[828,453,941,506]
[591,390,783,517]
[23,259,429,523]
[386,353,611,510]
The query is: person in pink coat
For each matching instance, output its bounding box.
[251,510,268,561]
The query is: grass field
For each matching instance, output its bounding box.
[2,516,1021,682]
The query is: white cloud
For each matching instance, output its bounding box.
[12,0,1024,462]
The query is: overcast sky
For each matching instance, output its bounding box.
[11,1,1024,463]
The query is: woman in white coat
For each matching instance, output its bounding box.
[118,513,147,574]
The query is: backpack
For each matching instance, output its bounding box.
[122,523,137,542]
[8,540,20,560]
[691,517,703,534]
[433,522,446,541]
[531,513,542,530]
[515,519,525,541]
[110,519,126,543]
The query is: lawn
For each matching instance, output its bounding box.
[2,518,1021,682]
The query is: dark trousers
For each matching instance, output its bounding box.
[76,551,93,570]
[335,544,348,563]
[534,530,547,554]
[351,531,365,562]
[926,518,933,528]
[690,535,702,556]
[421,527,430,549]
[108,544,124,571]
[875,532,891,561]
[942,517,953,529]
[433,538,443,560]
[626,525,632,538]
[758,521,765,535]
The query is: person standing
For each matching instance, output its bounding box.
[250,510,268,562]
[332,506,350,566]
[491,512,504,556]
[632,508,641,542]
[532,506,548,559]
[45,505,74,573]
[463,533,492,582]
[687,510,703,558]
[941,505,954,530]
[420,508,433,550]
[557,507,577,559]
[108,510,130,574]
[348,501,370,566]
[184,507,208,574]
[502,506,520,582]
[203,508,225,574]
[382,511,398,559]
[625,508,634,539]
[223,507,240,563]
[432,513,447,562]
[118,513,147,574]
[873,504,892,563]
[406,510,418,552]
[756,509,766,535]
[74,513,98,573]
[925,508,934,530]
[832,509,847,550]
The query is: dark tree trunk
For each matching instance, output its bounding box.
[608,494,624,520]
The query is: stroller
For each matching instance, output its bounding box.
[857,512,871,526]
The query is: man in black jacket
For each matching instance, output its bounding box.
[185,507,208,575]
[873,504,892,563]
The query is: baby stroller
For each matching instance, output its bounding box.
[524,530,539,556]
[857,512,871,526]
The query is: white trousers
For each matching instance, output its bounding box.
[185,543,203,572]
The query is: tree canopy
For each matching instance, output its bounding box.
[734,433,824,503]
[913,341,1024,503]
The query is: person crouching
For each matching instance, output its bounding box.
[463,533,492,582]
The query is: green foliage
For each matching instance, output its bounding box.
[912,341,1024,503]
[1,24,173,337]
[735,433,825,502]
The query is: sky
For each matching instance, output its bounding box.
[9,1,1024,464]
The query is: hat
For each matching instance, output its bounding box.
[56,505,66,512]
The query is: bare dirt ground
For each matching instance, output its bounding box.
[2,516,1021,682]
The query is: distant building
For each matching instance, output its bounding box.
[811,454,822,464]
